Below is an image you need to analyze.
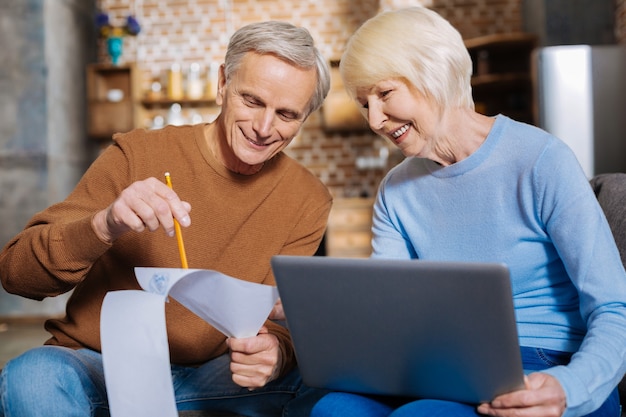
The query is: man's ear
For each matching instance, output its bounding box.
[215,64,226,106]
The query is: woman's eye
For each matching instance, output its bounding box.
[380,90,391,98]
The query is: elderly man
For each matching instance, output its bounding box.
[0,20,331,417]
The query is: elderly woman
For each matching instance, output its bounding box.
[311,6,626,417]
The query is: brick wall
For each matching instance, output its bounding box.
[432,0,523,39]
[93,0,536,198]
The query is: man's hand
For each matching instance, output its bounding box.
[92,177,191,244]
[477,373,566,417]
[269,299,285,321]
[226,326,282,389]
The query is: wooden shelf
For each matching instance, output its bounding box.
[465,33,537,125]
[464,33,538,51]
[86,64,140,139]
[322,62,369,132]
[86,63,221,135]
[140,98,216,107]
[470,73,531,88]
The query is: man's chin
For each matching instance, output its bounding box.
[232,154,269,174]
[238,148,277,165]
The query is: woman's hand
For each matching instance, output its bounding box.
[477,373,566,417]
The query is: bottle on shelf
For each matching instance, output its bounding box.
[167,63,183,100]
[147,79,162,101]
[186,62,204,100]
[167,103,185,126]
[205,62,220,100]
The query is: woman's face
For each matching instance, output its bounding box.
[355,78,441,158]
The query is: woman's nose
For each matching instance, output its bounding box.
[367,102,387,131]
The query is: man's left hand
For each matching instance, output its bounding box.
[226,326,282,389]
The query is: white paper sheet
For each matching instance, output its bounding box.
[101,268,280,417]
[101,290,177,417]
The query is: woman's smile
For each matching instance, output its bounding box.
[390,123,411,141]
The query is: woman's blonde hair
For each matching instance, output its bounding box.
[340,7,474,109]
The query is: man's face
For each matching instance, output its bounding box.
[215,52,318,174]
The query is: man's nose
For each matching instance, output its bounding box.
[252,109,274,137]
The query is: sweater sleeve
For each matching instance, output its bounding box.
[371,162,421,259]
[276,193,332,259]
[533,140,626,416]
[0,142,130,299]
[266,175,332,375]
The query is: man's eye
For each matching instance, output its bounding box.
[278,112,298,121]
[243,96,261,106]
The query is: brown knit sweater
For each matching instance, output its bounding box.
[0,123,332,374]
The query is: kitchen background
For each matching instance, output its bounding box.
[0,0,624,318]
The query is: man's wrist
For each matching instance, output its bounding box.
[269,342,286,382]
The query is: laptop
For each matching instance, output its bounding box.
[271,255,525,404]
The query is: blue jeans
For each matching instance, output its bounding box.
[0,346,327,417]
[310,347,621,417]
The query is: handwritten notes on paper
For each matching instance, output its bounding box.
[101,267,279,417]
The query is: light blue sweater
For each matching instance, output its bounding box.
[372,115,626,416]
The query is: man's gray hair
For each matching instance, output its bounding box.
[224,21,331,116]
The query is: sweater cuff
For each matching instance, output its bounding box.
[61,215,113,265]
[542,365,587,417]
[266,320,296,378]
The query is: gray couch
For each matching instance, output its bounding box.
[591,173,626,266]
[590,172,626,412]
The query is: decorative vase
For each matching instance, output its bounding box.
[106,36,124,65]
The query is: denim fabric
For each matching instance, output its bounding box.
[0,346,326,417]
[311,347,620,417]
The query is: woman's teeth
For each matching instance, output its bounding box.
[392,124,410,138]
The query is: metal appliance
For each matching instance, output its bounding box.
[533,45,626,178]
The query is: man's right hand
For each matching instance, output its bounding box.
[92,177,191,244]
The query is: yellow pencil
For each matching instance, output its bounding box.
[164,172,189,269]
